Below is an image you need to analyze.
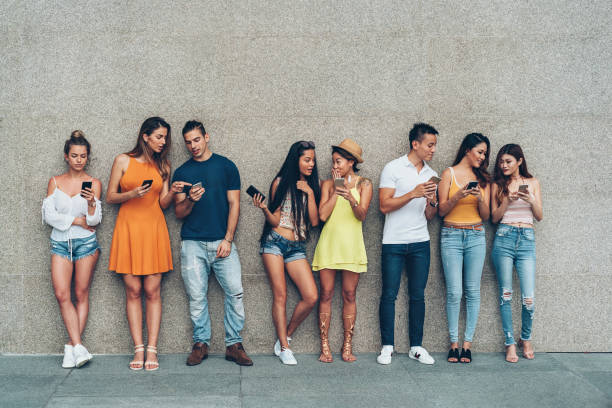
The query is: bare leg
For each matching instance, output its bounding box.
[285,259,318,338]
[505,344,519,363]
[318,269,336,362]
[73,251,99,338]
[51,255,81,346]
[143,273,162,368]
[123,274,144,368]
[341,270,360,362]
[263,254,291,349]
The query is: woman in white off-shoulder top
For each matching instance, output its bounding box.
[42,130,102,369]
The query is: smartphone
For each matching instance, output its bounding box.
[246,185,265,201]
[334,178,345,188]
[80,181,92,197]
[192,181,202,190]
[428,176,441,185]
[141,179,153,188]
[518,184,529,193]
[467,181,479,189]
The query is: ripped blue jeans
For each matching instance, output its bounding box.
[491,224,536,346]
[180,239,245,346]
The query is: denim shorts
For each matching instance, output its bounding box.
[51,235,100,261]
[259,230,307,263]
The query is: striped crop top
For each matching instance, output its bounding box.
[500,194,534,225]
[444,167,483,225]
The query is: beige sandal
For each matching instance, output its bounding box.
[341,314,357,362]
[129,344,145,371]
[318,312,333,363]
[145,345,159,371]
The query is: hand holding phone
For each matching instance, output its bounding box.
[80,181,94,201]
[466,181,479,190]
[246,185,265,201]
[428,176,441,185]
[518,184,529,194]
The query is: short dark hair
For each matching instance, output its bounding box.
[182,120,206,137]
[408,123,438,149]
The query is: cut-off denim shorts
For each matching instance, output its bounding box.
[50,234,100,261]
[259,230,307,263]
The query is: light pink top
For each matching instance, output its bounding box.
[501,195,534,225]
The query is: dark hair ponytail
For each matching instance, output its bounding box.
[64,130,91,156]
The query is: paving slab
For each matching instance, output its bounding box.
[46,396,241,408]
[0,374,67,408]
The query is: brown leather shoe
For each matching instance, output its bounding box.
[186,342,208,366]
[225,342,253,366]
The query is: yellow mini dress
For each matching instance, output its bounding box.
[312,181,367,273]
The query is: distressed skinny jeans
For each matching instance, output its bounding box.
[180,239,245,346]
[491,224,536,346]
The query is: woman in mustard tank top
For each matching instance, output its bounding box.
[438,133,491,364]
[106,117,190,371]
[312,139,373,363]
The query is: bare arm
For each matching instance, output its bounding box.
[105,154,151,204]
[521,178,543,222]
[215,189,240,258]
[318,179,338,222]
[379,182,437,215]
[347,178,373,221]
[475,183,491,221]
[490,183,511,224]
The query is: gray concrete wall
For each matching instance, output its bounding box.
[1,1,610,354]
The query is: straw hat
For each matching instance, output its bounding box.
[332,138,364,163]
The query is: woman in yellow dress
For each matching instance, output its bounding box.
[312,139,373,363]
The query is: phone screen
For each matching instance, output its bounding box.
[334,178,344,188]
[467,181,479,189]
[141,179,153,188]
[81,181,92,190]
[518,184,529,193]
[246,185,265,200]
[428,176,441,185]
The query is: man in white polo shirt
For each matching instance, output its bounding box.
[377,123,439,365]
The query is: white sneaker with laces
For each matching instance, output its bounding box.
[279,348,297,365]
[62,344,75,368]
[377,345,393,365]
[409,346,435,365]
[73,344,93,368]
[274,336,292,357]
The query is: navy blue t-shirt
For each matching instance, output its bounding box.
[172,154,240,241]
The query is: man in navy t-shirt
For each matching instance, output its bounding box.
[173,120,252,367]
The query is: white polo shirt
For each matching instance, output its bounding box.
[379,155,438,244]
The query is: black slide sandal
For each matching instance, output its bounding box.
[447,348,459,363]
[460,348,472,363]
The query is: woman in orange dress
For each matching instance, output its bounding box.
[107,117,190,371]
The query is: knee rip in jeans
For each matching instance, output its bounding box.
[231,292,243,301]
[522,297,534,310]
[500,289,512,304]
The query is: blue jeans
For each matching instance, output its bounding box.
[440,226,486,343]
[491,224,536,346]
[180,239,245,346]
[379,241,430,347]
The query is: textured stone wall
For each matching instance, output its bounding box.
[1,1,611,354]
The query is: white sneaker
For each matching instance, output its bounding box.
[377,345,393,365]
[279,348,297,365]
[62,344,75,368]
[409,346,435,365]
[73,344,93,368]
[274,336,292,357]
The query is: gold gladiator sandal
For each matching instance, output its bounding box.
[318,312,333,363]
[341,314,356,362]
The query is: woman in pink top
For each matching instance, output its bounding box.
[490,144,543,363]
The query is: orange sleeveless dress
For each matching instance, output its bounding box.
[109,157,173,275]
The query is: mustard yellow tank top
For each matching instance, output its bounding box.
[444,167,482,225]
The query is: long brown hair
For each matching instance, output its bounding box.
[126,117,171,180]
[494,143,533,204]
[452,133,491,187]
